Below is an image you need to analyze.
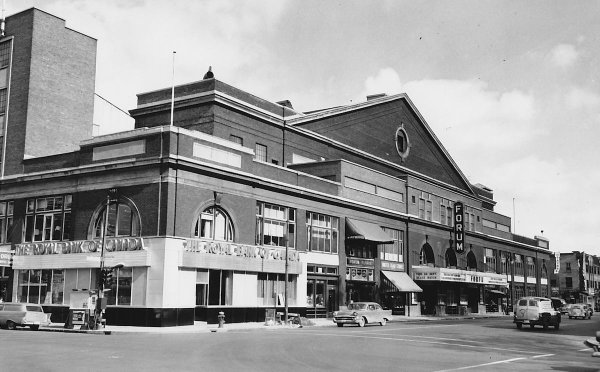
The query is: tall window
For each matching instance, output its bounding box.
[257,273,296,306]
[445,248,457,268]
[541,262,548,279]
[466,251,477,271]
[194,206,234,241]
[426,200,432,221]
[566,277,573,288]
[566,262,571,273]
[380,227,403,262]
[209,269,232,306]
[526,256,536,277]
[92,198,140,239]
[24,195,72,242]
[105,266,132,306]
[418,198,425,219]
[484,248,496,273]
[256,202,295,248]
[306,212,338,254]
[514,254,524,276]
[500,251,511,275]
[17,269,65,305]
[0,40,10,174]
[255,143,267,162]
[420,244,435,266]
[0,200,13,243]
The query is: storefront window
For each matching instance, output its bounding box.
[0,200,14,243]
[419,244,435,266]
[17,269,65,304]
[196,269,208,306]
[306,212,338,254]
[208,269,232,306]
[256,202,295,248]
[194,206,234,241]
[380,228,403,262]
[93,198,140,239]
[484,248,496,273]
[106,267,132,306]
[24,195,72,242]
[257,273,296,306]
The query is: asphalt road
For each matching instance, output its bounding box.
[2,317,599,372]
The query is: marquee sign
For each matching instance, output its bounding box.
[184,238,299,262]
[412,267,507,286]
[553,251,560,274]
[454,202,464,253]
[15,238,144,256]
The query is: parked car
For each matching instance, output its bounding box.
[513,296,561,330]
[0,303,51,330]
[568,304,591,319]
[333,302,391,327]
[550,297,567,313]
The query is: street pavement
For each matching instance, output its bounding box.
[40,313,512,334]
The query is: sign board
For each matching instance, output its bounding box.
[454,202,464,253]
[412,267,507,286]
[553,252,560,274]
[71,310,86,326]
[346,267,374,282]
[0,250,12,267]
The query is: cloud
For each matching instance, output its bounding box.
[549,43,579,68]
[566,87,600,110]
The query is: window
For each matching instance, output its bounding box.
[194,206,234,241]
[105,267,132,306]
[500,251,511,274]
[380,227,403,262]
[420,244,435,266]
[445,248,457,268]
[24,195,72,242]
[229,135,243,146]
[526,256,536,277]
[92,198,140,239]
[541,262,547,279]
[255,143,267,162]
[208,269,232,306]
[426,200,432,221]
[17,269,65,305]
[566,262,571,273]
[306,212,338,254]
[0,200,13,244]
[258,273,296,306]
[418,198,425,219]
[514,254,524,276]
[256,202,295,248]
[484,248,496,273]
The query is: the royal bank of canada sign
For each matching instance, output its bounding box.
[454,202,464,253]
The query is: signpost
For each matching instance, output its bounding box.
[454,202,464,253]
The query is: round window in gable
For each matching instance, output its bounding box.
[395,124,411,162]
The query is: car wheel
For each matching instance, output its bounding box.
[543,322,548,330]
[516,323,522,329]
[554,323,560,330]
[337,323,343,327]
[357,317,365,327]
[6,321,16,330]
[529,324,535,329]
[380,318,387,326]
[569,316,572,319]
[30,325,39,331]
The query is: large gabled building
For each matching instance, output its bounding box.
[0,8,553,326]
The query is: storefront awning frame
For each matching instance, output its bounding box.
[382,270,423,292]
[345,218,393,244]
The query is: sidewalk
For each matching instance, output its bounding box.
[38,313,512,335]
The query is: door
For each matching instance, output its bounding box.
[327,285,337,317]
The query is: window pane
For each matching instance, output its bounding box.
[106,204,117,237]
[117,204,132,236]
[52,269,64,304]
[117,267,132,305]
[40,270,52,304]
[52,213,63,241]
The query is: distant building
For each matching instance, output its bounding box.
[550,251,599,308]
[0,8,553,326]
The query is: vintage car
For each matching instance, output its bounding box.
[569,304,592,319]
[513,296,561,330]
[0,303,51,330]
[333,302,391,327]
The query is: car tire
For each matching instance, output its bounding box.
[357,317,365,327]
[337,323,343,327]
[516,323,522,329]
[543,322,548,330]
[529,324,535,329]
[569,316,572,319]
[6,321,16,330]
[30,325,39,331]
[554,323,560,330]
[380,318,387,326]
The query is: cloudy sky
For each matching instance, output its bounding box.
[10,1,600,255]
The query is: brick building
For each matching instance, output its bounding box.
[0,8,553,326]
[551,251,599,309]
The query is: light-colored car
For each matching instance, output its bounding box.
[513,296,561,330]
[569,304,592,319]
[333,302,391,327]
[0,303,51,330]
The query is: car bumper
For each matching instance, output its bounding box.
[333,317,360,324]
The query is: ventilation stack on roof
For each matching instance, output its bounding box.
[366,93,387,101]
[203,66,214,79]
[276,100,294,109]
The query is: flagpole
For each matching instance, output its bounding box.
[170,51,176,126]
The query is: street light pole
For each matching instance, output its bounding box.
[96,193,110,329]
[284,235,289,324]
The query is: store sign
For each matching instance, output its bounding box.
[553,252,560,274]
[454,202,464,253]
[0,250,12,267]
[15,238,144,256]
[347,257,375,268]
[412,267,507,286]
[184,239,299,262]
[346,267,374,282]
[381,261,404,271]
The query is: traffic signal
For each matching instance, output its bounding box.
[97,268,114,288]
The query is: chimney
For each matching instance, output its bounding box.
[366,93,387,101]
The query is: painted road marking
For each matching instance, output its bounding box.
[531,354,555,358]
[432,357,527,372]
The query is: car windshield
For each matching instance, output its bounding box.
[348,303,367,311]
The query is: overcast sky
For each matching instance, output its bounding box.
[10,1,600,256]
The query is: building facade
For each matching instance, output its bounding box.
[551,251,599,309]
[0,8,553,326]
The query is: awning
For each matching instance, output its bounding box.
[488,290,506,296]
[346,218,393,244]
[382,270,423,292]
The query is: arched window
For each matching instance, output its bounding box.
[194,206,234,241]
[467,251,477,271]
[92,198,141,239]
[420,243,435,267]
[445,248,457,268]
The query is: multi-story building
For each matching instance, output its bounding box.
[0,8,553,326]
[551,251,599,309]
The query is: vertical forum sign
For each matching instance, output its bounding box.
[454,202,464,253]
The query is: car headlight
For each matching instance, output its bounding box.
[352,312,358,316]
[333,311,338,317]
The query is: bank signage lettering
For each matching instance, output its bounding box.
[454,202,464,253]
[184,239,299,262]
[15,237,144,256]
